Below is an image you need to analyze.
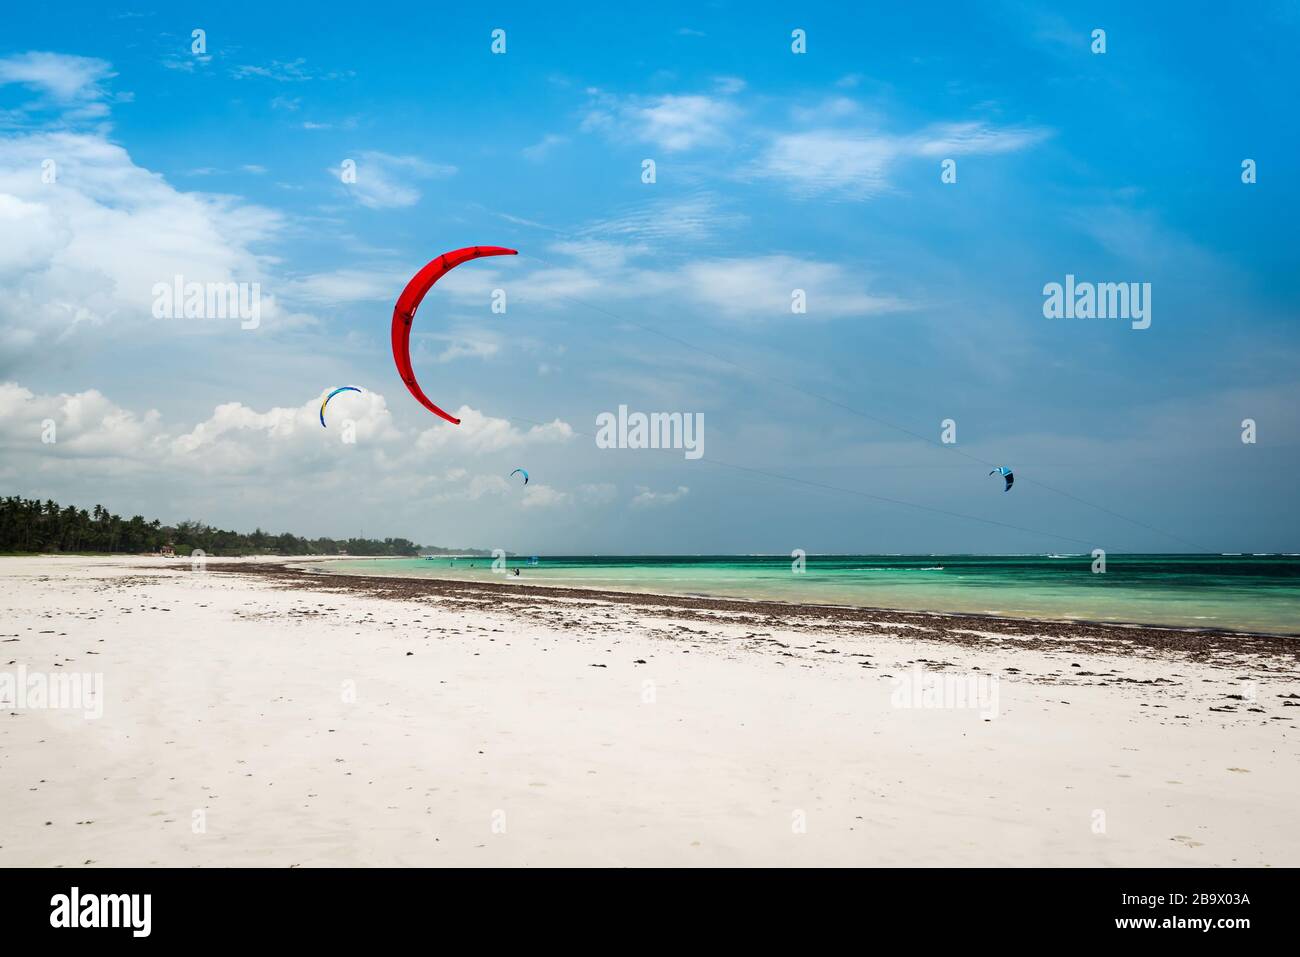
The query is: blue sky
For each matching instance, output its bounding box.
[1,1,1297,553]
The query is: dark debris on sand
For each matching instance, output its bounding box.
[176,561,1300,668]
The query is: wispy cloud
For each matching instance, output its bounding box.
[583,90,740,152]
[521,484,571,508]
[681,255,907,320]
[631,485,690,507]
[0,51,114,100]
[230,59,355,83]
[231,58,312,82]
[579,193,746,245]
[160,54,211,73]
[910,121,1048,157]
[429,327,501,364]
[0,51,116,122]
[578,483,617,504]
[332,151,456,209]
[522,133,567,161]
[280,268,409,305]
[504,240,906,324]
[749,122,1049,198]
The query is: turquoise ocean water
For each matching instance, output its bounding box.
[328,554,1300,635]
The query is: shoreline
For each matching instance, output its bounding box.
[13,551,1297,638]
[265,560,1300,658]
[310,560,1300,641]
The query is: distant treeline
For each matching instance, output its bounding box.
[0,495,443,557]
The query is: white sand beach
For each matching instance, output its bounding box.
[1,555,1296,867]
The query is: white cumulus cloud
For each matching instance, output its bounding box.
[0,130,297,365]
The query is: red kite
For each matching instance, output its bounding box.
[391,245,517,424]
